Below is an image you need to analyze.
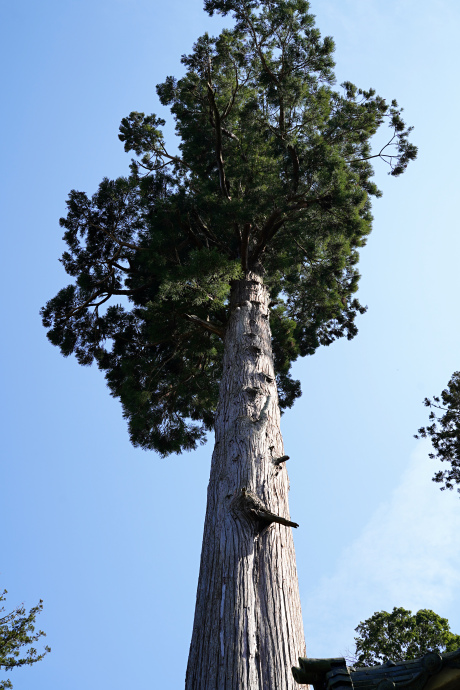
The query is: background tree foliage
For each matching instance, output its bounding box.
[416,372,460,494]
[0,590,50,690]
[352,607,460,667]
[41,0,416,456]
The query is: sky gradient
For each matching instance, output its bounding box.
[2,1,460,688]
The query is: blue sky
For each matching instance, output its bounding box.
[2,1,460,688]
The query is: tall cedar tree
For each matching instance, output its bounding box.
[416,371,460,494]
[42,1,416,688]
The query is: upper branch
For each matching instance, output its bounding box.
[206,74,232,200]
[250,209,284,263]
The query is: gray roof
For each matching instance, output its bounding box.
[292,648,460,690]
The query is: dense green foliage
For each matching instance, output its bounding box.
[41,0,416,455]
[352,607,460,667]
[0,591,50,690]
[416,372,460,494]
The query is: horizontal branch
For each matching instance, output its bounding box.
[183,314,225,339]
[272,455,290,466]
[87,221,144,252]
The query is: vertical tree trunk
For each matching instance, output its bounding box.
[186,271,306,690]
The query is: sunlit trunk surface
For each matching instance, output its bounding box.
[186,271,306,690]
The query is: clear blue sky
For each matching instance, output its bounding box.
[2,1,460,688]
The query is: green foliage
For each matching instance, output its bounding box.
[42,0,416,455]
[0,591,50,690]
[416,372,460,494]
[353,607,460,667]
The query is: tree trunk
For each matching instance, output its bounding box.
[186,271,306,690]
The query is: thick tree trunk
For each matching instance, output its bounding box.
[186,271,306,690]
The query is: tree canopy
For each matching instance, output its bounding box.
[41,0,416,456]
[352,607,460,667]
[416,372,460,494]
[0,590,50,690]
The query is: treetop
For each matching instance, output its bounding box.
[353,607,460,667]
[42,0,417,455]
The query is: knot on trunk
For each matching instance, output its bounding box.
[244,385,262,397]
[238,395,271,426]
[231,487,299,530]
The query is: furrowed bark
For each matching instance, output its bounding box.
[186,271,306,690]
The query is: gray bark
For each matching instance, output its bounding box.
[186,271,306,690]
